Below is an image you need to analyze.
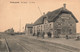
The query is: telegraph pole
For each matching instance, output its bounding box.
[19,17,21,32]
[34,2,43,15]
[28,1,42,15]
[37,6,42,15]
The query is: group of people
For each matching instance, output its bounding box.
[66,35,80,40]
[76,36,80,40]
[33,32,52,39]
[33,32,80,40]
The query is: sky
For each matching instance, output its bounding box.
[0,0,80,33]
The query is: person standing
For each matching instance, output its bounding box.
[42,32,45,39]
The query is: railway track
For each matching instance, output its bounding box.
[9,37,40,52]
[5,38,10,52]
[6,36,54,52]
[15,36,80,52]
[4,36,31,52]
[0,34,9,52]
[14,38,49,52]
[1,34,80,52]
[12,39,31,52]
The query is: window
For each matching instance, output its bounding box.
[44,18,48,24]
[57,23,61,26]
[69,29,72,34]
[61,17,70,19]
[58,23,61,25]
[41,26,42,31]
[61,17,65,18]
[57,29,61,34]
[37,26,38,29]
[62,19,65,22]
[50,24,51,28]
[67,17,70,19]
[34,27,35,29]
[70,24,72,26]
[34,27,35,33]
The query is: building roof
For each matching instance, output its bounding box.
[34,6,78,26]
[25,24,33,28]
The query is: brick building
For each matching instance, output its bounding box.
[33,4,78,38]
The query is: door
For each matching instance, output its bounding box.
[57,29,61,34]
[56,29,61,37]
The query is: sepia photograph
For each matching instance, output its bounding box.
[0,0,80,52]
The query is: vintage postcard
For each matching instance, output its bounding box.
[0,0,80,52]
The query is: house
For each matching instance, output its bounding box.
[25,24,33,35]
[33,4,78,38]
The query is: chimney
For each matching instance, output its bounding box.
[43,12,48,19]
[43,12,45,15]
[63,3,66,9]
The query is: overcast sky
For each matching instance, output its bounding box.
[0,0,80,33]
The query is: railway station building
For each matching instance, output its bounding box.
[33,4,78,38]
